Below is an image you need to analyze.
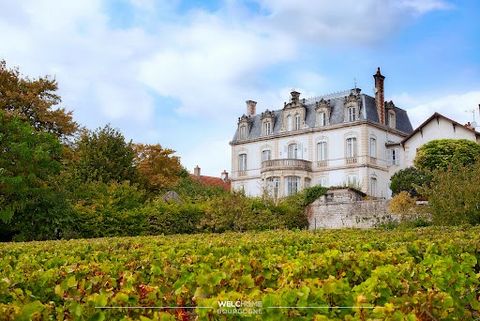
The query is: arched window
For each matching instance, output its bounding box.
[318,112,326,126]
[261,149,271,161]
[370,177,377,196]
[369,137,377,158]
[346,137,357,158]
[238,153,247,174]
[347,106,357,122]
[266,177,280,199]
[239,125,247,139]
[287,115,293,131]
[263,121,272,135]
[316,141,327,161]
[294,113,301,130]
[288,143,299,159]
[286,176,300,195]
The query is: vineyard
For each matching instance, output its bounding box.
[1,227,479,321]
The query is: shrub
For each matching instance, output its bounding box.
[389,167,431,196]
[419,160,480,225]
[388,191,417,221]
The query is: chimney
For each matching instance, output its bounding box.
[373,67,385,124]
[194,165,201,176]
[246,100,257,116]
[290,90,301,103]
[221,170,229,181]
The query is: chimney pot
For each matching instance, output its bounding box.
[246,100,257,116]
[221,170,229,181]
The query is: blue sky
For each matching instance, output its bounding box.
[1,0,479,175]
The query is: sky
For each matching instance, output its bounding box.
[1,0,479,176]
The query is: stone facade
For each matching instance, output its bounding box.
[306,188,395,229]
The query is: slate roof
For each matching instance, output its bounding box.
[232,89,413,143]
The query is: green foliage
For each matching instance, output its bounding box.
[414,139,480,171]
[73,125,137,183]
[390,167,431,196]
[0,111,64,226]
[419,160,480,225]
[0,60,78,139]
[0,227,479,320]
[73,181,148,238]
[173,169,228,201]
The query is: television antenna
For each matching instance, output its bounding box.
[465,107,477,129]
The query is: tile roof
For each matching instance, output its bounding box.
[190,174,231,191]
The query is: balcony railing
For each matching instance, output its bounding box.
[261,158,312,173]
[346,157,357,164]
[316,160,328,168]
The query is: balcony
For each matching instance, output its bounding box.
[261,158,312,173]
[346,157,357,165]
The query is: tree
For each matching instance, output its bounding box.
[414,139,480,171]
[0,60,78,139]
[390,167,431,196]
[0,111,76,241]
[73,125,137,183]
[419,160,480,225]
[133,144,183,193]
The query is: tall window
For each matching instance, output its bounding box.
[239,125,246,139]
[370,177,377,196]
[388,112,396,128]
[286,176,300,196]
[392,149,399,165]
[264,121,272,135]
[347,174,358,187]
[347,106,357,122]
[261,149,271,161]
[288,143,299,159]
[369,137,377,158]
[266,177,280,199]
[238,154,247,173]
[294,114,301,130]
[318,112,326,126]
[287,115,293,131]
[346,137,357,158]
[316,141,327,161]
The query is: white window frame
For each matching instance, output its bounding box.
[346,137,357,158]
[264,121,271,135]
[318,111,326,126]
[347,106,357,122]
[261,149,271,162]
[286,176,300,196]
[266,177,280,199]
[369,137,377,158]
[238,153,247,172]
[370,177,377,196]
[294,113,301,130]
[287,143,299,159]
[316,141,327,161]
[287,115,293,131]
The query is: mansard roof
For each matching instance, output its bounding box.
[232,89,413,142]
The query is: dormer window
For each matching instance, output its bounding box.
[294,114,301,130]
[287,115,293,131]
[263,122,271,135]
[344,91,360,123]
[315,98,331,127]
[347,106,357,122]
[388,110,396,128]
[239,125,247,139]
[318,112,326,126]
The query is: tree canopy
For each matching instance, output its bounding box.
[0,60,78,139]
[414,139,480,171]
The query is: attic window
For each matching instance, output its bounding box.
[388,111,396,128]
[239,125,247,139]
[263,121,272,135]
[347,106,357,122]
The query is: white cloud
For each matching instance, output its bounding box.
[393,91,480,128]
[255,0,450,44]
[0,0,452,175]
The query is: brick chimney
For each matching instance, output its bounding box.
[194,165,201,176]
[221,170,229,181]
[246,100,257,116]
[373,67,385,124]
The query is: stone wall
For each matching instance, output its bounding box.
[306,188,395,229]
